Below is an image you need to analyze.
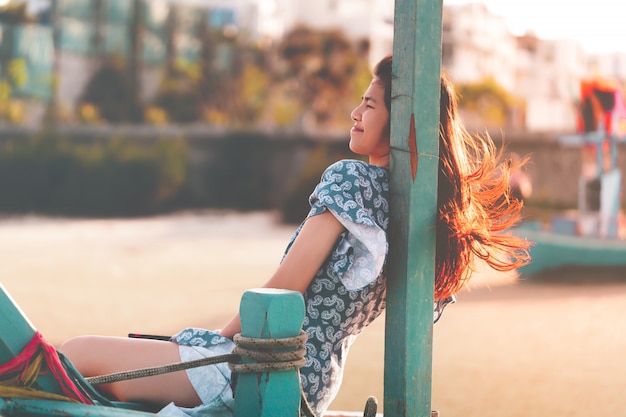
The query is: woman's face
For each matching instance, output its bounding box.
[349,77,390,167]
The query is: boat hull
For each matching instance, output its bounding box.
[515,228,626,276]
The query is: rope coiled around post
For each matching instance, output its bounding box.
[229,330,308,374]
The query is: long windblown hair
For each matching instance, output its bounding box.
[374,56,530,300]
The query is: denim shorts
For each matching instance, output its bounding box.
[158,341,235,417]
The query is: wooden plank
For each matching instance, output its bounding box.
[384,0,443,416]
[0,284,37,363]
[0,397,159,416]
[233,288,305,417]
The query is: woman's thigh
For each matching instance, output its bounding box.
[60,335,201,408]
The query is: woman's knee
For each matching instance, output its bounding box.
[59,335,93,358]
[59,335,112,377]
[59,334,88,353]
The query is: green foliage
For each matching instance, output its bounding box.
[277,26,367,127]
[240,63,269,122]
[457,77,513,108]
[0,3,32,24]
[200,45,273,126]
[80,59,143,123]
[0,134,188,216]
[0,58,29,123]
[153,60,204,123]
[0,129,360,219]
[153,84,202,124]
[202,132,273,210]
[279,145,363,224]
[64,21,368,128]
[457,77,517,125]
[7,59,27,89]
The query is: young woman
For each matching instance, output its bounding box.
[60,56,529,417]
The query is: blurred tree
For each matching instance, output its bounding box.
[153,67,203,123]
[163,4,177,79]
[278,25,366,128]
[197,21,236,124]
[80,58,143,123]
[197,25,272,126]
[128,0,143,112]
[0,3,33,123]
[144,4,204,124]
[0,2,33,24]
[238,55,269,123]
[280,25,320,74]
[457,77,517,126]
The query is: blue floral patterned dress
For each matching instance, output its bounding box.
[159,159,390,417]
[289,159,390,414]
[158,159,455,417]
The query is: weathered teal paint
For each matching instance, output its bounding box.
[384,0,443,416]
[0,284,66,397]
[1,285,305,416]
[0,397,158,416]
[515,228,626,276]
[0,284,160,416]
[233,288,304,417]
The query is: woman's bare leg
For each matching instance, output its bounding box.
[60,336,202,408]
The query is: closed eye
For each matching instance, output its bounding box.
[362,96,377,109]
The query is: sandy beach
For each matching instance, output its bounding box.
[2,211,626,417]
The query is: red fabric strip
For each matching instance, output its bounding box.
[0,332,92,404]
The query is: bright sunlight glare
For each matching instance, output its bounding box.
[444,0,626,55]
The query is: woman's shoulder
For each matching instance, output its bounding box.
[312,159,389,214]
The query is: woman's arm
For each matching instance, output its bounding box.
[219,211,345,338]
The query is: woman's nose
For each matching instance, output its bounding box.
[351,106,361,121]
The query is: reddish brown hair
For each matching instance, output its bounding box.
[374,56,530,299]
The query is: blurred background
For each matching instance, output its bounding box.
[1,1,626,417]
[0,0,623,219]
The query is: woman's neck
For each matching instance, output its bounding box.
[369,154,390,168]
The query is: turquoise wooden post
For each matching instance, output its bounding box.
[233,288,305,417]
[384,0,443,416]
[0,283,64,396]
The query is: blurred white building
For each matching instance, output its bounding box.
[41,0,626,132]
[588,52,626,81]
[24,0,50,14]
[145,1,626,134]
[516,34,587,132]
[162,0,260,38]
[442,3,517,92]
[367,0,394,67]
[259,0,375,40]
[368,2,591,133]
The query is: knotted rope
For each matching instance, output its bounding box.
[229,330,308,374]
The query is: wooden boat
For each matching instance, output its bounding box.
[515,76,626,277]
[0,1,444,417]
[515,222,626,277]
